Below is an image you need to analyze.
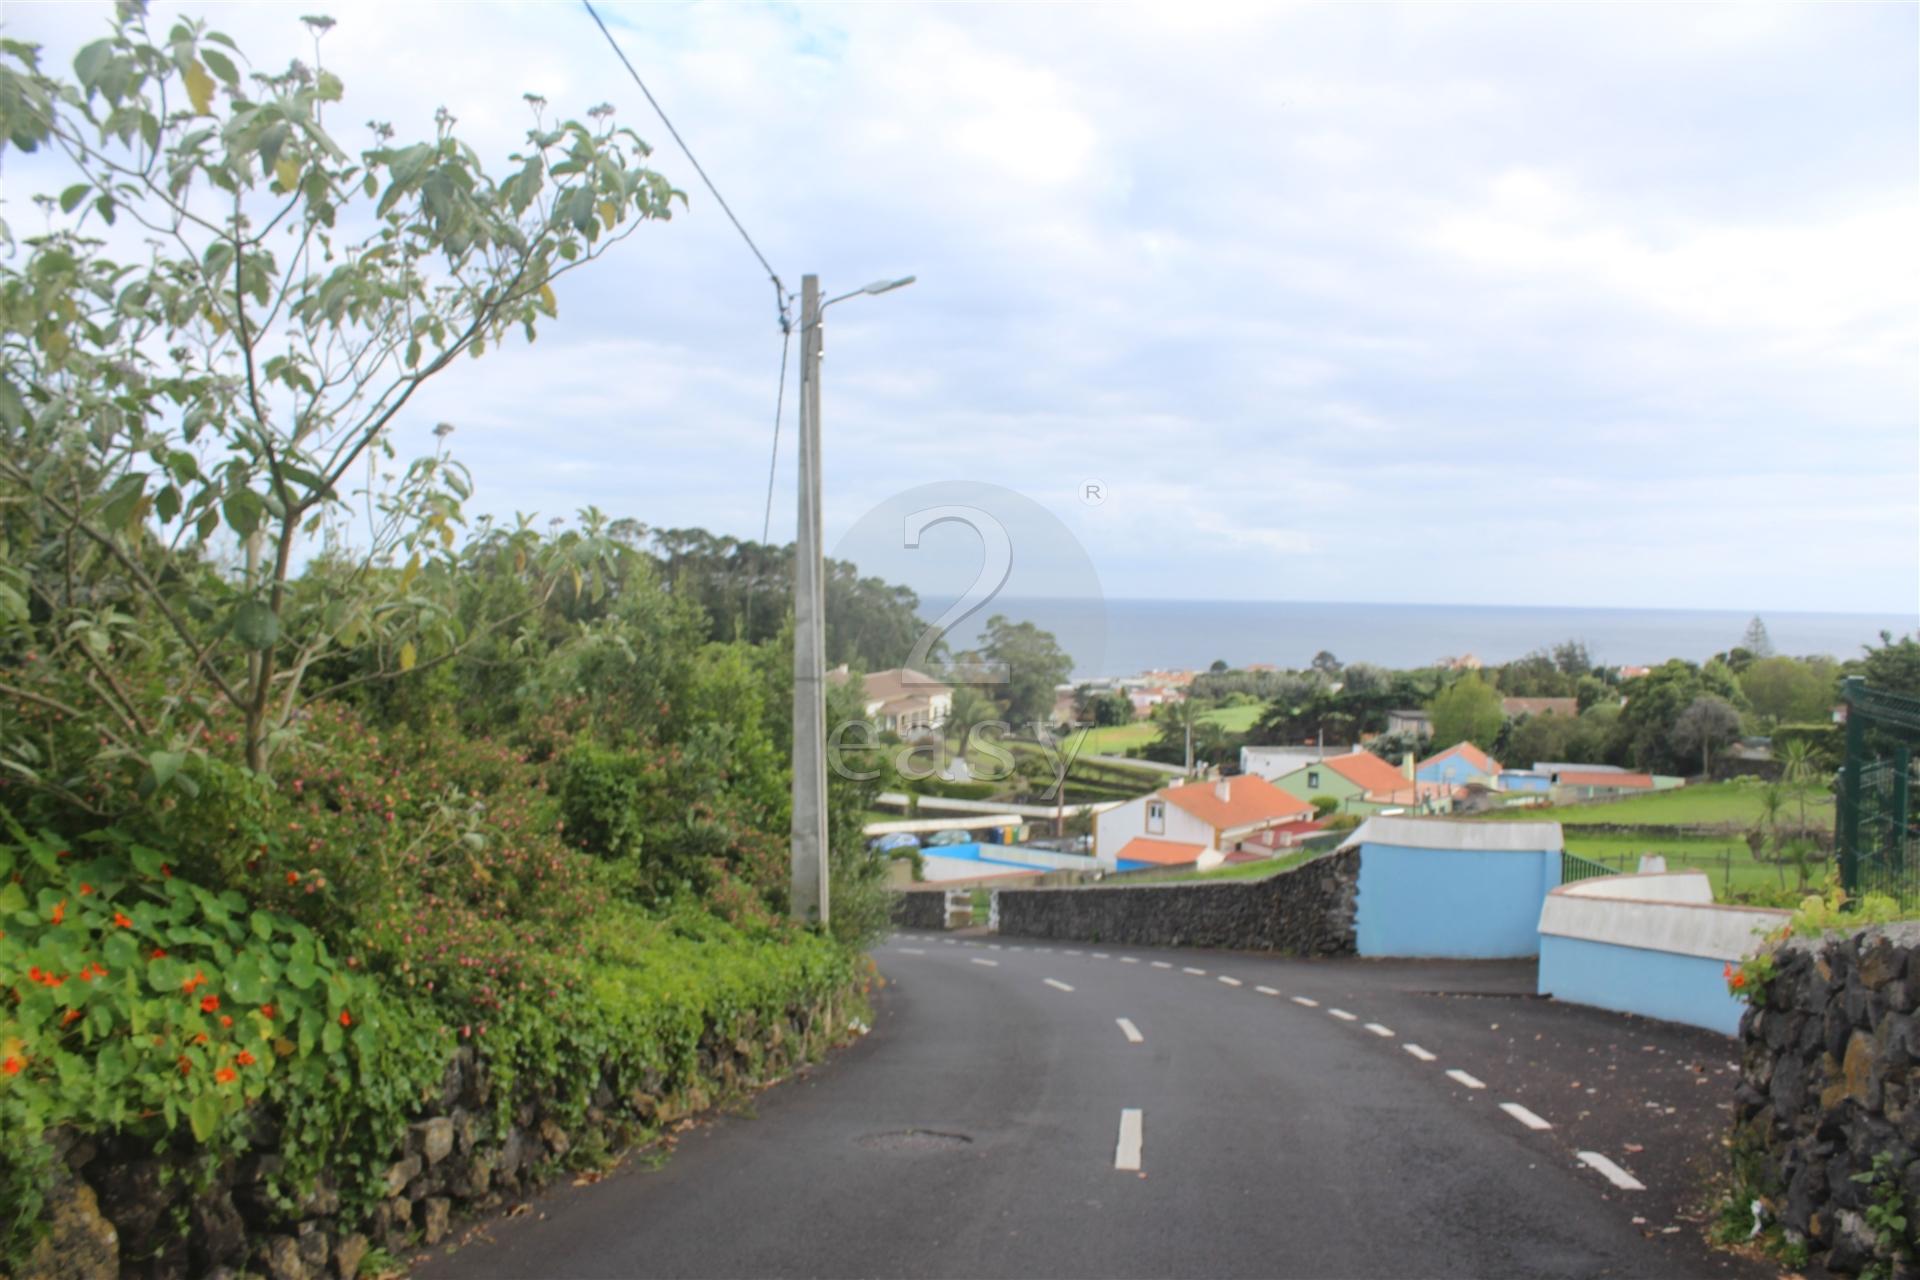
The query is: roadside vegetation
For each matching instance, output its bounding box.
[0,12,889,1266]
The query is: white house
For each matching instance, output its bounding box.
[827,666,953,735]
[1239,743,1356,781]
[1094,774,1316,870]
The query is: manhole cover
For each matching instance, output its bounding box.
[856,1129,973,1152]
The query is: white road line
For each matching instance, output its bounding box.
[1403,1044,1437,1062]
[988,943,1002,950]
[1291,996,1319,1008]
[970,957,999,968]
[1255,985,1280,996]
[1009,945,1025,951]
[943,939,957,946]
[1327,1008,1358,1021]
[1577,1151,1646,1191]
[897,948,926,956]
[1182,966,1207,976]
[1036,947,1053,953]
[1115,1109,1144,1172]
[1120,957,1140,964]
[1065,949,1084,956]
[1363,1022,1394,1038]
[1116,1018,1144,1044]
[1151,961,1173,969]
[1446,1069,1486,1090]
[1500,1102,1553,1131]
[1218,975,1243,987]
[1044,978,1075,992]
[1092,952,1110,959]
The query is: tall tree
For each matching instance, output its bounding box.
[1742,616,1775,659]
[1426,675,1503,751]
[1672,694,1743,777]
[979,615,1072,729]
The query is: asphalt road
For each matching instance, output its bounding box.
[417,934,1779,1279]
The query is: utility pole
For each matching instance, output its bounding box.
[791,275,829,926]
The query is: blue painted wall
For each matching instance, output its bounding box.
[1416,755,1492,786]
[1538,934,1744,1036]
[1496,772,1552,792]
[1354,844,1559,957]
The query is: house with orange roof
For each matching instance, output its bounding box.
[1416,742,1501,788]
[1272,749,1452,817]
[1094,773,1315,871]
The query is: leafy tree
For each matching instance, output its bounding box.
[1552,639,1594,677]
[1208,658,1228,673]
[1852,631,1920,697]
[1492,649,1573,697]
[0,8,673,776]
[1671,694,1743,777]
[1740,655,1838,726]
[1426,675,1502,751]
[1311,650,1341,677]
[1612,659,1747,773]
[1072,685,1131,728]
[1742,616,1775,659]
[979,615,1072,729]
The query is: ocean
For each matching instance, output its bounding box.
[924,598,1919,681]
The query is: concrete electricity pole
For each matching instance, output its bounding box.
[790,275,829,926]
[790,273,916,928]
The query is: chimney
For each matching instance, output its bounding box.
[1215,778,1232,804]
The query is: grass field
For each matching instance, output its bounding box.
[1118,846,1325,885]
[1062,704,1263,759]
[1485,779,1833,829]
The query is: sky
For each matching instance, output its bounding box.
[5,1,1918,617]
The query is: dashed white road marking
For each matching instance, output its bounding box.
[1291,996,1319,1008]
[1182,966,1207,976]
[1577,1151,1646,1191]
[1092,952,1110,959]
[1151,961,1173,969]
[1403,1044,1437,1062]
[1116,1018,1144,1044]
[1500,1102,1553,1131]
[1255,985,1280,996]
[1446,1069,1486,1090]
[1065,949,1084,956]
[1044,978,1075,993]
[897,948,926,956]
[1327,1008,1358,1021]
[1217,976,1243,987]
[988,943,1002,950]
[970,957,999,968]
[1009,945,1025,951]
[1120,957,1140,964]
[1115,1109,1144,1172]
[1036,947,1053,953]
[1363,1022,1394,1038]
[943,939,957,946]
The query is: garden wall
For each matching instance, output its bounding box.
[992,849,1358,954]
[1347,817,1564,958]
[891,888,949,930]
[1733,922,1920,1275]
[1537,872,1789,1035]
[17,987,861,1280]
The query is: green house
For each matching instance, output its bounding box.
[1272,750,1432,817]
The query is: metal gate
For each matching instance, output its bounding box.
[1837,677,1920,908]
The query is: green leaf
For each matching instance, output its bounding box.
[147,750,185,790]
[59,183,91,213]
[189,1092,222,1142]
[182,58,216,115]
[230,600,280,651]
[73,39,114,90]
[0,882,25,914]
[200,47,238,87]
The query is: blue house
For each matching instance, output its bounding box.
[1414,742,1500,788]
[1342,816,1564,958]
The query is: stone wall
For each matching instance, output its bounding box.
[891,888,949,930]
[1733,921,1920,1275]
[18,991,857,1280]
[994,849,1358,954]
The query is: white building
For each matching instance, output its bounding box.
[1239,743,1355,781]
[827,666,953,735]
[1094,774,1315,870]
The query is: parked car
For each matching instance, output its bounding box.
[925,829,973,847]
[870,832,922,853]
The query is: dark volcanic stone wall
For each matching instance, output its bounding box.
[890,888,949,930]
[1734,921,1920,1275]
[993,849,1358,954]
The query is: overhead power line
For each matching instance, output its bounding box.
[580,0,789,328]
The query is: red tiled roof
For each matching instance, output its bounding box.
[1163,774,1315,831]
[1113,837,1209,866]
[1418,742,1501,775]
[1320,751,1412,795]
[1556,770,1654,789]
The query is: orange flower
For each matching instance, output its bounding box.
[49,900,65,925]
[113,912,133,929]
[286,871,300,885]
[193,1032,209,1045]
[182,971,206,994]
[338,1009,352,1027]
[260,1004,275,1019]
[78,883,93,896]
[2,1056,23,1076]
[200,995,220,1014]
[1731,972,1747,989]
[177,1056,192,1076]
[62,1009,83,1026]
[236,1050,256,1067]
[214,1067,236,1085]
[151,948,167,959]
[219,1015,233,1028]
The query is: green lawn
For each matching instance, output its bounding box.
[1560,831,1823,906]
[1061,704,1262,760]
[1116,847,1325,886]
[1485,779,1832,829]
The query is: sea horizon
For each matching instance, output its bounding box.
[922,596,1918,682]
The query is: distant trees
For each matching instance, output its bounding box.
[1739,656,1838,726]
[980,615,1073,728]
[1311,650,1342,677]
[1850,631,1920,697]
[1504,707,1616,769]
[1614,660,1747,774]
[1072,685,1132,727]
[1743,616,1775,659]
[1427,675,1504,752]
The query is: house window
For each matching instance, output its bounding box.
[1307,770,1320,790]
[1146,801,1165,835]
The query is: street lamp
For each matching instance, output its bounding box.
[791,272,916,928]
